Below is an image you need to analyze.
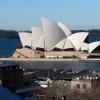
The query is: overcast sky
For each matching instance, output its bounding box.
[0,0,100,31]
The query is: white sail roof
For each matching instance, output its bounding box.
[64,39,74,49]
[58,22,71,36]
[67,32,89,50]
[42,18,66,51]
[25,37,32,47]
[35,35,44,49]
[81,43,89,51]
[54,38,66,49]
[18,32,32,47]
[88,41,100,53]
[32,27,43,50]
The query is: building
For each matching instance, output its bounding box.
[71,80,91,93]
[70,79,100,93]
[17,18,89,52]
[0,18,100,58]
[0,64,23,92]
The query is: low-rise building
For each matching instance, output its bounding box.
[71,80,91,93]
[70,79,100,93]
[0,64,23,92]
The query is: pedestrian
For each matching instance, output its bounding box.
[61,95,66,100]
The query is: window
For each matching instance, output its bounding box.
[76,84,80,89]
[83,84,86,89]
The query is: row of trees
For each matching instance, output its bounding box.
[0,29,99,38]
[72,29,100,34]
[0,30,31,38]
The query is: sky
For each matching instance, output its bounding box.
[0,0,100,31]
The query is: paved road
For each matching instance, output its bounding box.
[0,58,100,62]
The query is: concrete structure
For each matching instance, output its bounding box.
[71,80,91,93]
[64,39,74,50]
[54,38,66,50]
[35,35,45,50]
[67,32,89,51]
[0,18,100,58]
[54,22,73,50]
[88,41,100,53]
[58,22,72,36]
[25,37,32,47]
[15,17,100,59]
[18,32,32,47]
[41,18,66,51]
[15,18,100,58]
[44,51,77,58]
[32,27,43,50]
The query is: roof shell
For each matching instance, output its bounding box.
[64,38,74,49]
[67,32,89,50]
[18,32,32,47]
[58,22,71,36]
[81,43,88,51]
[88,41,100,53]
[53,38,66,49]
[25,37,32,47]
[42,18,66,51]
[32,27,43,50]
[35,35,44,49]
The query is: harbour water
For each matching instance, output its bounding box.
[0,38,21,57]
[2,60,100,71]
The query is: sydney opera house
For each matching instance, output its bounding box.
[1,18,100,59]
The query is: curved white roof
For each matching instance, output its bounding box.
[67,32,89,50]
[81,43,88,51]
[53,38,66,49]
[42,18,66,51]
[58,22,71,36]
[35,35,44,49]
[48,38,74,50]
[32,27,43,50]
[88,41,100,53]
[18,32,32,47]
[25,37,32,47]
[64,38,74,49]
